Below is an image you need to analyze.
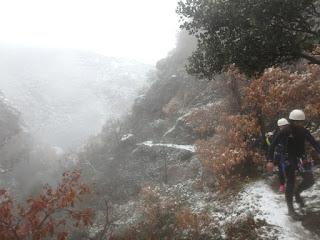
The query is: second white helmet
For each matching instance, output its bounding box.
[289,109,305,121]
[277,118,289,127]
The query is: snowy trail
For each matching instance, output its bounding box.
[240,180,318,240]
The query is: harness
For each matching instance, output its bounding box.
[273,133,314,173]
[297,157,314,173]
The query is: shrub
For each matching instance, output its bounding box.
[0,170,92,240]
[245,64,320,124]
[226,215,270,240]
[196,114,264,189]
[196,63,320,190]
[116,186,218,240]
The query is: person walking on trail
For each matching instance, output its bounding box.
[266,118,289,193]
[267,109,320,220]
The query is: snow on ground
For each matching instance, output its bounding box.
[99,147,320,239]
[0,168,8,173]
[106,174,320,239]
[163,125,176,137]
[238,180,318,240]
[163,110,194,137]
[301,167,320,211]
[121,133,134,141]
[139,141,195,152]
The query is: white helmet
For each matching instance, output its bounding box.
[277,118,289,126]
[289,109,305,121]
[265,131,274,137]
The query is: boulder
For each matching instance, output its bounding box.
[129,141,198,184]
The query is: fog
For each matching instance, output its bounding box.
[0,0,180,150]
[0,0,179,64]
[0,46,152,149]
[1,1,320,239]
[0,0,180,201]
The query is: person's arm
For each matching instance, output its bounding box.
[265,133,272,146]
[267,130,285,161]
[266,130,287,173]
[305,130,320,153]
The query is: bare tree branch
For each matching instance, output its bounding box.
[299,52,320,65]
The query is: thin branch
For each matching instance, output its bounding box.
[37,211,51,229]
[98,200,112,240]
[299,52,320,65]
[0,219,21,240]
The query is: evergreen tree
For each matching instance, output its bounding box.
[177,0,320,76]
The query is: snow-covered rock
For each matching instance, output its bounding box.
[121,134,134,142]
[163,111,195,144]
[129,141,199,185]
[120,133,136,146]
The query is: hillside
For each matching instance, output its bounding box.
[75,30,320,239]
[1,1,320,239]
[0,45,152,149]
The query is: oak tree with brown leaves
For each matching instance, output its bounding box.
[0,170,92,240]
[195,63,320,189]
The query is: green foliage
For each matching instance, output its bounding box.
[177,0,320,76]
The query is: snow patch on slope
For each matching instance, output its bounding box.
[239,180,317,240]
[139,141,195,152]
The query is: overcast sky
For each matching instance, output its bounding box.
[0,0,180,64]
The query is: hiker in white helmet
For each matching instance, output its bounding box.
[266,118,289,193]
[267,110,320,220]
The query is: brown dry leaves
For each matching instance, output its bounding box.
[245,65,320,120]
[0,170,92,240]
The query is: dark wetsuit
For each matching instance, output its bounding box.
[274,141,286,185]
[267,131,285,185]
[268,125,320,209]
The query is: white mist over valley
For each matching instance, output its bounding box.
[0,45,152,149]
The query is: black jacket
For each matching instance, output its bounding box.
[268,125,320,165]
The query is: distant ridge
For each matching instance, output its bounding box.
[0,45,153,149]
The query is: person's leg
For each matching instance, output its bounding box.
[295,171,314,207]
[285,165,296,213]
[278,162,286,192]
[279,168,286,185]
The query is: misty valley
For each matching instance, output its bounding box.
[1,0,320,239]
